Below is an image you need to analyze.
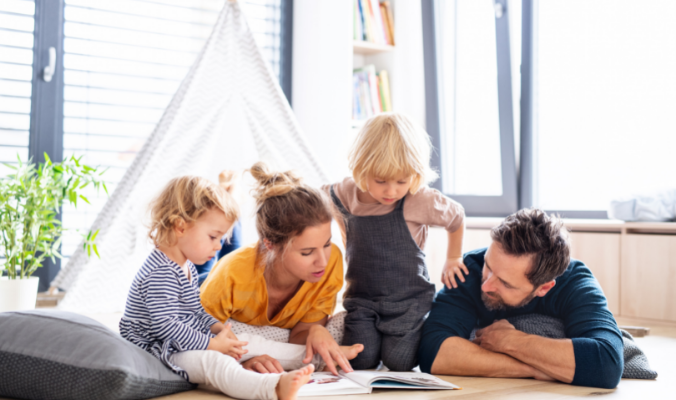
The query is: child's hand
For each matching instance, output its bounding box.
[442,257,469,289]
[210,321,240,341]
[208,323,248,360]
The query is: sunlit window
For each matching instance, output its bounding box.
[534,0,676,211]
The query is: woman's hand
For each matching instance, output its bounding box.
[303,324,353,375]
[442,257,469,289]
[207,323,248,360]
[241,355,284,374]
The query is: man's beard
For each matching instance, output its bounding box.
[481,287,537,311]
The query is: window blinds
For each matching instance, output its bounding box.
[0,0,35,178]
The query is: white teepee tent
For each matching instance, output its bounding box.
[52,0,329,312]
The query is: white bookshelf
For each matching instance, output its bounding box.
[352,40,395,55]
[293,0,426,182]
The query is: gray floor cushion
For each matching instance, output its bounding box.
[0,310,195,400]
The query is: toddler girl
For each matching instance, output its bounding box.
[324,113,468,371]
[120,175,314,400]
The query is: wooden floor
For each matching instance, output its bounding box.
[6,313,674,399]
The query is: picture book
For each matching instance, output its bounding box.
[298,371,460,397]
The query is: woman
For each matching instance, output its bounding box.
[201,162,362,375]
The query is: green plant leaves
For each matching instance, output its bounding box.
[0,154,108,279]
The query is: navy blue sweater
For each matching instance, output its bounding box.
[419,248,623,389]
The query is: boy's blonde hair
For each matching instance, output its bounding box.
[348,112,438,194]
[148,174,240,247]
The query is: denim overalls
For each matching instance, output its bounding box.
[331,187,436,370]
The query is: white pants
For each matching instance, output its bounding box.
[170,335,319,400]
[170,312,346,399]
[170,350,280,400]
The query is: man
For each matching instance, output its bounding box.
[419,209,623,389]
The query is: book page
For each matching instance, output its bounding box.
[340,371,460,390]
[298,372,371,397]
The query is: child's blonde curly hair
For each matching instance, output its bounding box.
[348,112,438,194]
[148,173,239,247]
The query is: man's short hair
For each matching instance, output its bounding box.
[490,208,571,287]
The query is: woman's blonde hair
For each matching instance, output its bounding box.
[148,174,240,247]
[348,112,438,194]
[249,162,335,269]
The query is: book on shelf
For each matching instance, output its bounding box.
[298,371,460,397]
[381,1,395,45]
[354,0,395,45]
[353,65,392,121]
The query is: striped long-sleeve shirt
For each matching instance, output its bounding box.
[120,249,220,379]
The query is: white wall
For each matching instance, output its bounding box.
[292,0,352,182]
[292,0,427,182]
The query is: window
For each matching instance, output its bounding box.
[0,0,35,177]
[426,0,674,218]
[423,0,518,216]
[437,0,502,196]
[0,0,290,288]
[532,0,676,213]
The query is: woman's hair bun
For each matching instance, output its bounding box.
[250,162,302,204]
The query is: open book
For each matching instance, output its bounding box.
[298,371,460,396]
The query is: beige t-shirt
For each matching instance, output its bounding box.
[322,177,465,250]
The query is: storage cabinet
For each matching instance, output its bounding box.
[568,232,620,315]
[621,234,676,322]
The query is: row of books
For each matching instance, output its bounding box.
[353,65,392,121]
[353,0,395,46]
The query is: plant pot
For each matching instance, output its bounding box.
[0,276,40,312]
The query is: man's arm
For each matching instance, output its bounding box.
[473,320,574,382]
[477,263,624,389]
[431,336,553,380]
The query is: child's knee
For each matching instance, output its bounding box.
[350,346,381,370]
[380,339,419,371]
[381,351,417,371]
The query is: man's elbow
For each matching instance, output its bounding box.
[422,336,465,375]
[418,335,458,374]
[600,360,623,389]
[576,359,623,389]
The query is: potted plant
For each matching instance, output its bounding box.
[0,154,106,312]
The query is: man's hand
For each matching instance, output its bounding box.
[242,355,284,374]
[442,257,469,289]
[207,323,248,360]
[473,319,519,353]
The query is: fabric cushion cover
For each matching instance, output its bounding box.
[0,310,194,400]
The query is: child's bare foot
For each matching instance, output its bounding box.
[340,344,364,362]
[322,344,364,372]
[276,364,314,400]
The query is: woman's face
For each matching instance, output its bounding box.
[278,221,333,283]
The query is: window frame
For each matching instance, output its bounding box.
[421,0,519,217]
[24,0,293,291]
[29,0,65,291]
